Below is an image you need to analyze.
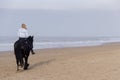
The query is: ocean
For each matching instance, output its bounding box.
[0,36,120,51]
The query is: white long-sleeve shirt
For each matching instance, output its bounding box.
[18,28,28,38]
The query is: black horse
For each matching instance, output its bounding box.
[14,36,35,71]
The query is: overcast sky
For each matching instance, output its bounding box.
[0,0,120,10]
[0,0,120,37]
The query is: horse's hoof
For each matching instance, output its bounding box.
[17,69,19,71]
[21,64,24,68]
[24,64,29,70]
[32,52,35,55]
[24,68,27,70]
[24,66,28,70]
[27,64,29,68]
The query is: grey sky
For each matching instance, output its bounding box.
[0,0,120,10]
[0,0,120,37]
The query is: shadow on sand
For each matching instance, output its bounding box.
[29,59,56,70]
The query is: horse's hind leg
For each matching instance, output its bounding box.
[16,58,24,71]
[20,59,24,68]
[16,60,19,71]
[24,56,29,70]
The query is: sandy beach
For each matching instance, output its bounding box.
[1,43,120,80]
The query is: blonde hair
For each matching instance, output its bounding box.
[21,23,27,29]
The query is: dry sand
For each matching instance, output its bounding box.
[1,43,120,80]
